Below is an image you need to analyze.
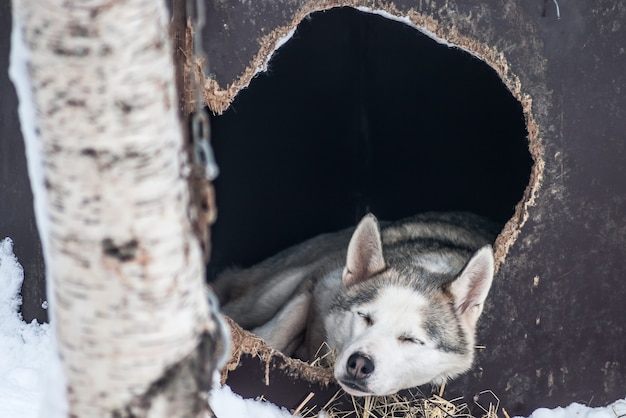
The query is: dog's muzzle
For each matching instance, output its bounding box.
[335,352,376,395]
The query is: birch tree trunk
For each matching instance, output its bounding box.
[10,0,224,416]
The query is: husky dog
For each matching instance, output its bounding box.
[212,212,498,396]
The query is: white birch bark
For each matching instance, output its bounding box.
[10,0,222,416]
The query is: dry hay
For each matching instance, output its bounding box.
[294,385,511,418]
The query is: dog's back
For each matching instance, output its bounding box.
[380,211,498,281]
[213,211,497,332]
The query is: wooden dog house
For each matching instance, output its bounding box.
[199,1,626,415]
[2,1,625,416]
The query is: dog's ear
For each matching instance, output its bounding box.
[343,213,386,287]
[448,245,495,327]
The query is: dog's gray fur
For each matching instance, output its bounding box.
[213,212,498,396]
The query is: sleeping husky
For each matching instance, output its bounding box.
[212,212,498,396]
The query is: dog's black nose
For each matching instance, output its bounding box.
[346,352,374,379]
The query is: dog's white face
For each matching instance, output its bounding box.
[322,214,493,396]
[326,284,476,396]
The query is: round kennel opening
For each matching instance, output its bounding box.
[201,5,547,414]
[206,7,537,280]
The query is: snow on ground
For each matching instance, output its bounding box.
[0,238,53,418]
[0,236,624,418]
[209,383,294,418]
[519,400,626,418]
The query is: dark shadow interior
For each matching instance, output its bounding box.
[207,7,532,279]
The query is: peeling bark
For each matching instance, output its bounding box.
[10,0,221,416]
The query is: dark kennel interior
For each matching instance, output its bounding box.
[207,7,533,278]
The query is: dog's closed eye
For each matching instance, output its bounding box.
[357,311,374,326]
[398,334,425,345]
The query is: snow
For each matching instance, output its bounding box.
[0,238,53,418]
[1,235,624,418]
[356,6,459,49]
[519,400,626,418]
[209,382,294,418]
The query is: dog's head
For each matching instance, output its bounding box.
[325,214,495,396]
